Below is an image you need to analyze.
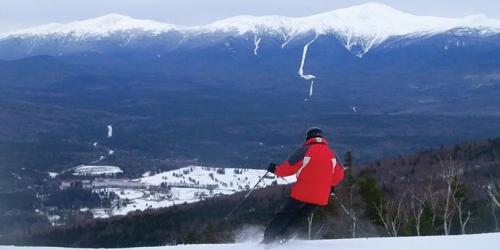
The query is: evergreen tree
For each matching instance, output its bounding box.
[358,177,385,225]
[183,231,200,244]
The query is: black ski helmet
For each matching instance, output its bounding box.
[306,127,323,140]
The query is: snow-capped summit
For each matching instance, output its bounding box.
[0,13,178,39]
[202,15,294,36]
[291,2,500,54]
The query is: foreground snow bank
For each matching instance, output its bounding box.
[3,233,500,250]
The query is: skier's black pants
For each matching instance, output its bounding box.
[263,197,318,243]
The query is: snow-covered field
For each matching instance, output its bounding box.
[3,233,500,250]
[73,165,123,176]
[139,166,295,190]
[90,166,296,218]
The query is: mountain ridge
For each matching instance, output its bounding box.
[2,3,500,58]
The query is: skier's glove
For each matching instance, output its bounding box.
[267,163,278,174]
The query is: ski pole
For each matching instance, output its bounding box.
[225,171,269,220]
[331,193,355,220]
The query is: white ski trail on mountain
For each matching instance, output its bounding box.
[253,35,261,55]
[298,35,318,80]
[309,81,314,97]
[281,34,295,48]
[107,125,113,138]
[89,155,106,165]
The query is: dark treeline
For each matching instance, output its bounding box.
[0,185,116,239]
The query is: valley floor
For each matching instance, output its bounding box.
[3,233,500,250]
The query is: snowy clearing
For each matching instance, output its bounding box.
[73,165,123,176]
[3,233,500,250]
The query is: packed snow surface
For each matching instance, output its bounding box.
[3,233,500,250]
[2,3,500,56]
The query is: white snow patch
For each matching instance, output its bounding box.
[47,172,58,178]
[107,125,113,138]
[73,165,123,176]
[93,142,98,147]
[108,149,114,155]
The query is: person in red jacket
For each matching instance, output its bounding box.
[262,127,344,244]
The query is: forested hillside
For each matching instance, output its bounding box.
[3,137,500,247]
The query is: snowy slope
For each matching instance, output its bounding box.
[2,3,500,56]
[3,233,500,250]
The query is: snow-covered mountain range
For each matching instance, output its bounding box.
[2,2,500,58]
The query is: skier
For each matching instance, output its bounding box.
[262,127,344,244]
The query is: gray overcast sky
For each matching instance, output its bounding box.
[1,0,500,33]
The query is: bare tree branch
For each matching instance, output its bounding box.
[410,187,425,236]
[488,185,500,209]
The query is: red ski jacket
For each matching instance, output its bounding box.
[275,137,344,205]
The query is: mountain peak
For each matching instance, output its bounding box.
[83,13,139,25]
[1,13,177,38]
[338,2,404,13]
